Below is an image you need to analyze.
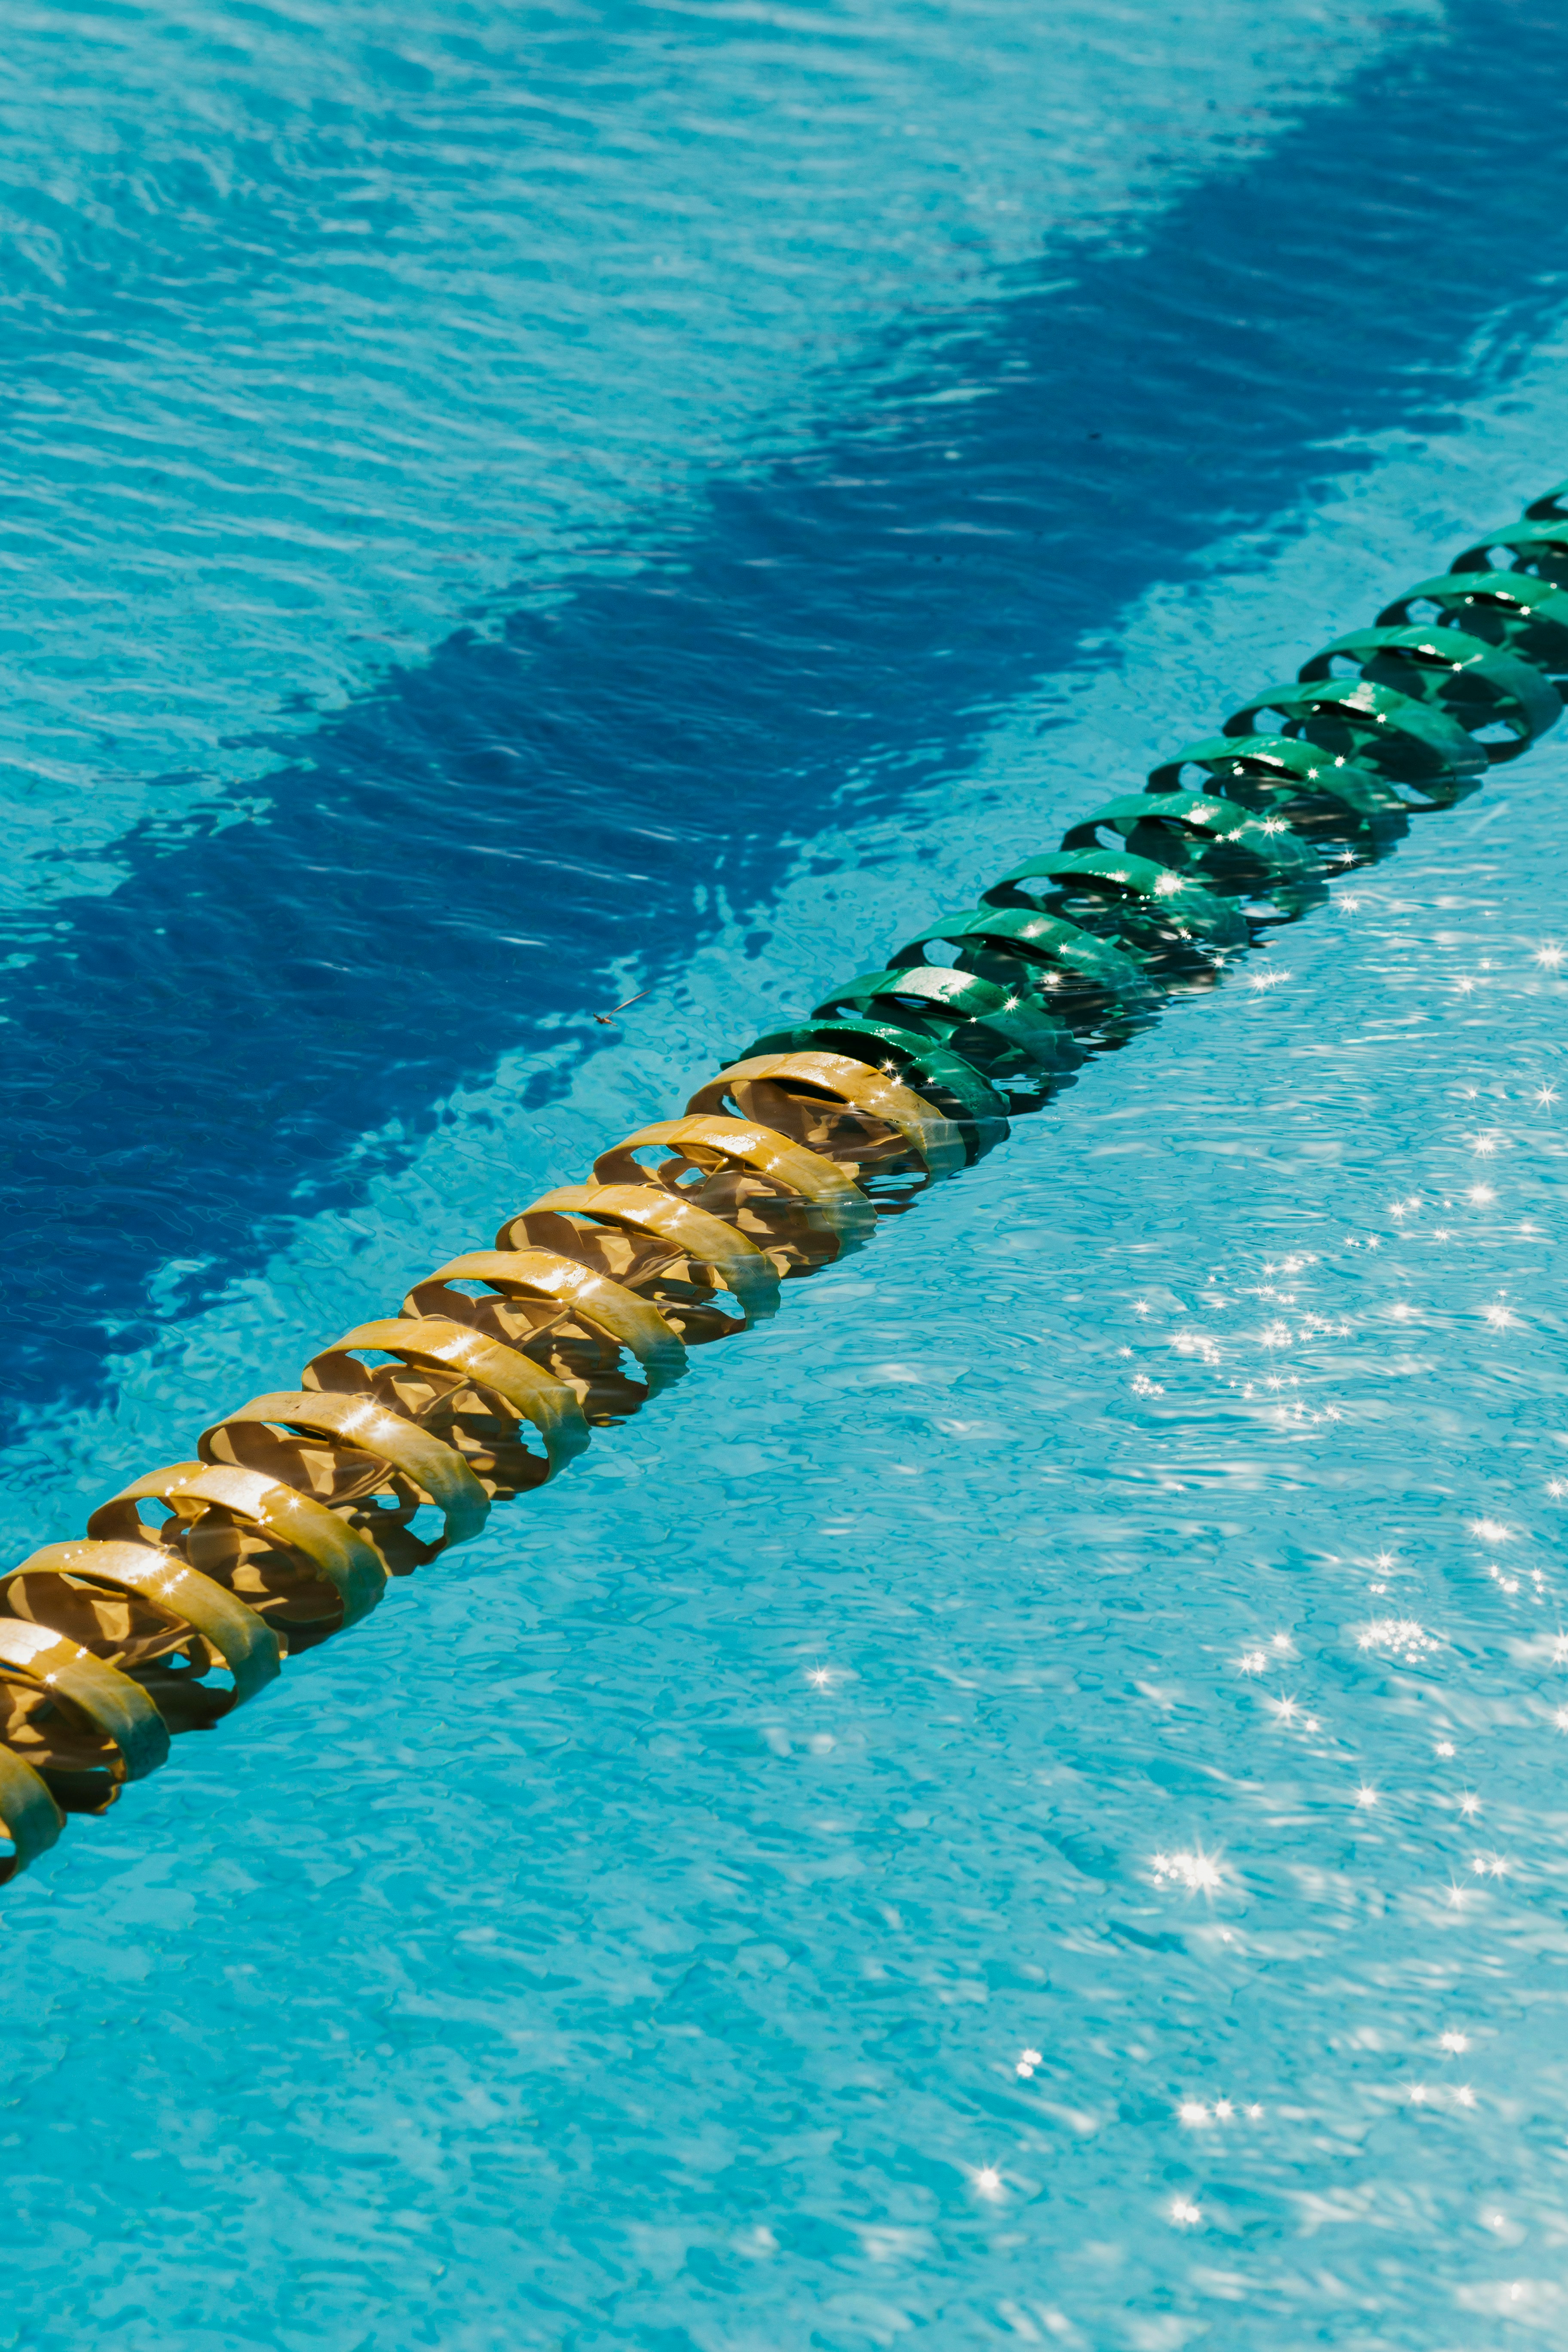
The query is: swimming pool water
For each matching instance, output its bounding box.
[4,2,1568,2345]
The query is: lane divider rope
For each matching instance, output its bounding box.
[3,478,1565,1884]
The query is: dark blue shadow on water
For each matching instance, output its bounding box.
[3,0,1566,1411]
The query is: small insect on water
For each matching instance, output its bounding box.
[593,989,650,1027]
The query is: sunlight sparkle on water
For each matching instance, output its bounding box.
[1153,1847,1224,1894]
[1357,1617,1439,1661]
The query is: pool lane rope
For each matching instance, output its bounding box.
[3,480,1568,1885]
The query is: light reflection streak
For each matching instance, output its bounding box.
[1090,962,1560,2228]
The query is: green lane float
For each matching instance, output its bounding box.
[3,478,1565,1884]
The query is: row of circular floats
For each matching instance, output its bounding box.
[3,481,1567,1884]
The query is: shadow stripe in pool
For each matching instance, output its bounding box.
[1,0,1566,1405]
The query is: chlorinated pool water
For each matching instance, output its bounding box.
[3,1,1568,2345]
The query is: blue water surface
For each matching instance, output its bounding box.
[4,0,1568,2345]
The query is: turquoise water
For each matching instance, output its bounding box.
[5,1,1568,2344]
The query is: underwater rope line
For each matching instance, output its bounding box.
[3,480,1567,1886]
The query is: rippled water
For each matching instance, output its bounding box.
[5,0,1568,2345]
